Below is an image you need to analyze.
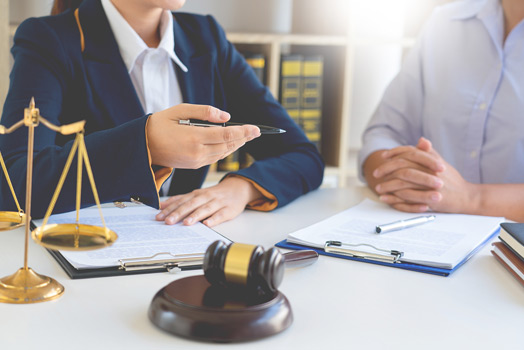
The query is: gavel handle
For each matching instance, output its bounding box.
[283,250,319,268]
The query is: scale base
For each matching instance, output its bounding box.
[148,275,293,343]
[0,267,64,304]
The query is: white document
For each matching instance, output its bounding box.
[33,205,230,269]
[286,199,504,269]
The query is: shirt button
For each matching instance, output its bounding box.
[470,151,477,158]
[479,102,487,110]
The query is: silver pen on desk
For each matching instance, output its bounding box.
[375,215,436,234]
[178,119,286,134]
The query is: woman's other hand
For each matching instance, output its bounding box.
[156,176,263,227]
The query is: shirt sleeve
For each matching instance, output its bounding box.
[144,115,173,192]
[224,174,278,211]
[357,29,427,183]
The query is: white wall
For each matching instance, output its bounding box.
[9,0,53,22]
[9,0,293,32]
[349,0,407,151]
[181,0,293,33]
[347,0,452,153]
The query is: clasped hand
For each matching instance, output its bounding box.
[371,137,475,213]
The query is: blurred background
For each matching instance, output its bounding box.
[0,0,453,186]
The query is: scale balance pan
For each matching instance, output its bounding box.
[32,223,117,251]
[148,275,293,343]
[0,211,26,231]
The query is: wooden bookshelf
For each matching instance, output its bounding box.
[200,19,352,188]
[213,31,353,187]
[225,27,353,187]
[214,0,355,187]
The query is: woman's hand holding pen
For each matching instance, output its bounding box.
[369,137,477,214]
[156,176,263,227]
[146,103,261,169]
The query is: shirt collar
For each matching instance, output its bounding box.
[101,0,188,73]
[450,0,491,20]
[476,0,502,22]
[449,0,504,51]
[476,0,504,48]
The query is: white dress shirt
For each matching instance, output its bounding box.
[359,0,524,184]
[101,0,188,194]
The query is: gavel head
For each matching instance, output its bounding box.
[203,240,285,294]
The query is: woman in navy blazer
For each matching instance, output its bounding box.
[0,0,324,226]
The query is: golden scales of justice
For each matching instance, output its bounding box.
[0,98,117,304]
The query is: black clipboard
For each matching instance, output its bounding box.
[45,248,202,279]
[30,220,227,279]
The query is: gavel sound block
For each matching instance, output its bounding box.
[148,241,318,343]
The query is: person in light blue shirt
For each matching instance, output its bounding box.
[359,0,524,221]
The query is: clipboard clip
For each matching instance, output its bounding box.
[324,240,404,264]
[118,252,204,272]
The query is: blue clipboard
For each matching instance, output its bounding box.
[276,226,499,277]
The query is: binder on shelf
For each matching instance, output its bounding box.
[279,54,303,125]
[243,52,266,84]
[31,204,231,279]
[300,55,323,152]
[217,151,240,172]
[275,199,503,277]
[239,149,255,169]
[208,161,218,173]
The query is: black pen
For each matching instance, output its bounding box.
[178,119,286,134]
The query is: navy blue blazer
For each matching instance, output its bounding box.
[0,0,324,218]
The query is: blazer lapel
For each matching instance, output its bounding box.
[167,15,216,195]
[78,0,144,127]
[172,15,214,105]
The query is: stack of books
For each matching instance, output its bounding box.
[491,223,524,287]
[279,54,324,152]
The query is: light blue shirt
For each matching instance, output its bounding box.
[359,0,524,184]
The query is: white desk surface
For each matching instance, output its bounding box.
[1,187,523,350]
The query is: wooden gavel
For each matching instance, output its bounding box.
[203,240,318,294]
